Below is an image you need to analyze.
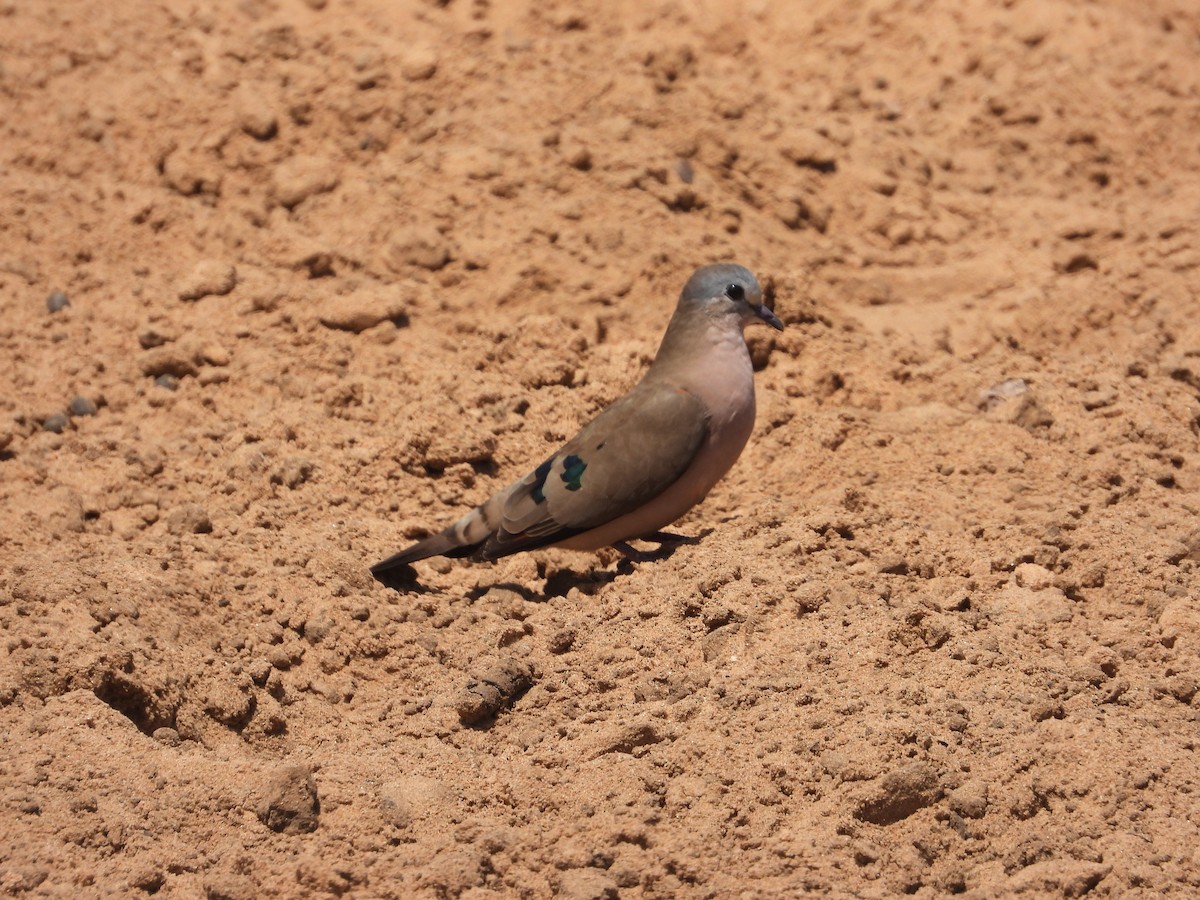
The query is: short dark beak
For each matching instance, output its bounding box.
[754,304,784,331]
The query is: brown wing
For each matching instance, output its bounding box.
[478,381,709,559]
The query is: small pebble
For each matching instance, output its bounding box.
[42,413,69,433]
[272,156,339,209]
[199,343,231,367]
[398,44,438,81]
[548,628,576,654]
[141,347,197,379]
[165,502,212,535]
[178,260,237,302]
[46,290,70,313]
[455,658,534,725]
[138,329,173,350]
[257,765,320,834]
[238,101,278,141]
[154,374,179,391]
[247,658,272,686]
[68,396,98,417]
[316,290,407,333]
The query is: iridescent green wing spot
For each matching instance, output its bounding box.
[560,454,587,491]
[530,458,553,503]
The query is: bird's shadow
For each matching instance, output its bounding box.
[374,531,711,601]
[465,570,614,603]
[371,561,611,602]
[370,565,441,594]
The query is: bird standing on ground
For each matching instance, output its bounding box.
[371,263,783,581]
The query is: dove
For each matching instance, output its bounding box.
[371,263,782,580]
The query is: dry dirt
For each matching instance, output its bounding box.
[3,0,1200,896]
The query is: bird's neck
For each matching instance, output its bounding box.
[648,312,754,429]
[650,307,744,376]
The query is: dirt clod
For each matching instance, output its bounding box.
[257,765,320,835]
[454,658,535,725]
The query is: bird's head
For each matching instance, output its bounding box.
[679,263,784,332]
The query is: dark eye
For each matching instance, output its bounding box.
[725,283,745,302]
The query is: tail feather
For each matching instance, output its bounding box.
[369,531,476,576]
[371,497,502,581]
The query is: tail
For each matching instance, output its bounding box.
[368,531,478,576]
[370,498,501,582]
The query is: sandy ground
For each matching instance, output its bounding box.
[3,0,1200,896]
